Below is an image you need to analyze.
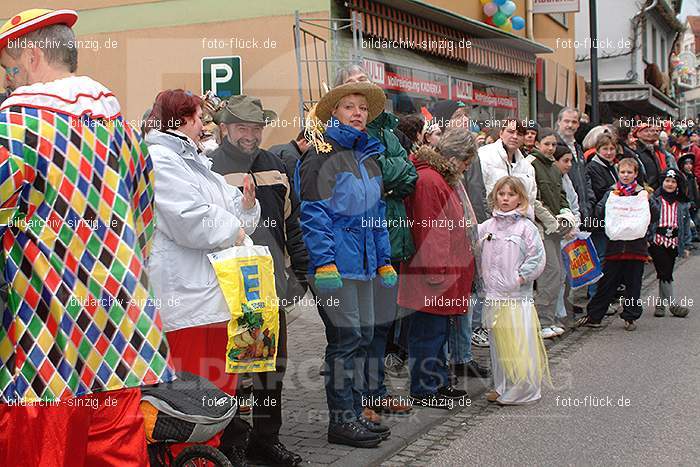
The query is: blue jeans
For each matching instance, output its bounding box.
[316,279,374,424]
[407,311,450,397]
[448,312,473,365]
[363,278,399,398]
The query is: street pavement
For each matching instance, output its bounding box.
[389,253,700,466]
[246,253,700,466]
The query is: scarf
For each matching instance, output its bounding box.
[325,117,385,159]
[615,179,638,196]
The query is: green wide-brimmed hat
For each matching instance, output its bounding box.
[214,95,277,125]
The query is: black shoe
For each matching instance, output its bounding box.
[692,237,700,243]
[220,445,249,467]
[575,315,602,328]
[409,393,455,410]
[328,420,382,448]
[437,385,468,399]
[247,439,302,466]
[456,360,491,378]
[357,416,390,440]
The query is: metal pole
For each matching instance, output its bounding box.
[294,11,305,121]
[590,0,599,124]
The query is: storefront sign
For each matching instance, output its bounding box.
[362,58,385,84]
[201,56,242,97]
[472,90,518,109]
[383,72,448,98]
[453,78,473,101]
[533,0,580,14]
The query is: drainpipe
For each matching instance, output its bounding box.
[527,0,537,120]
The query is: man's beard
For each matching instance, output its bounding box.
[233,139,260,155]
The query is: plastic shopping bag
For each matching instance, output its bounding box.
[208,245,279,373]
[604,191,651,240]
[560,232,603,289]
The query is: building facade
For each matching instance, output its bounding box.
[575,0,684,121]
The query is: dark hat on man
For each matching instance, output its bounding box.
[214,95,277,125]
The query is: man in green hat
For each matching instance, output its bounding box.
[209,96,307,467]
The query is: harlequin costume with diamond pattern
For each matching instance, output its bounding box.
[0,10,174,403]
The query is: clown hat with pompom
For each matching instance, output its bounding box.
[0,9,78,52]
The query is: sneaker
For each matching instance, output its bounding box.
[471,327,490,347]
[328,420,382,448]
[437,385,468,399]
[384,353,408,378]
[575,316,603,328]
[219,446,249,467]
[454,360,491,378]
[670,305,690,318]
[654,305,666,317]
[247,439,303,466]
[541,327,557,339]
[624,320,637,331]
[551,326,565,336]
[357,415,391,440]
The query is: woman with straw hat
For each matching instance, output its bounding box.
[297,82,395,448]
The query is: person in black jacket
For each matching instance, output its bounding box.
[584,134,619,299]
[268,130,309,183]
[556,108,591,221]
[210,95,307,466]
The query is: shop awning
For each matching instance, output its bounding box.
[599,84,679,118]
[348,0,552,78]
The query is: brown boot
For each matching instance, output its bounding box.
[369,395,412,415]
[362,407,382,424]
[486,390,500,402]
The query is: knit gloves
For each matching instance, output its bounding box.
[314,264,343,291]
[378,264,398,288]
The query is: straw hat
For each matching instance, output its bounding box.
[0,9,78,52]
[314,81,386,124]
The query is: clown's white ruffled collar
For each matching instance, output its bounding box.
[0,75,121,119]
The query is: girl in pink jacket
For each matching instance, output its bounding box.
[478,176,550,405]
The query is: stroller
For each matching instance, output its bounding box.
[140,372,237,467]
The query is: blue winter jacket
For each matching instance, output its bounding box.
[296,120,392,280]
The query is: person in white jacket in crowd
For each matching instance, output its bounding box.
[478,119,537,204]
[145,89,260,401]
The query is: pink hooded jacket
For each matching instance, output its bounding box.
[478,209,545,299]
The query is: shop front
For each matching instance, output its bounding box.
[335,0,551,125]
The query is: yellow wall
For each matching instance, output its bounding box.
[425,0,527,37]
[533,12,575,70]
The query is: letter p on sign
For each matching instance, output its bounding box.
[201,56,242,98]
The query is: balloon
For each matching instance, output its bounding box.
[499,1,517,16]
[485,16,496,26]
[483,2,498,16]
[511,15,526,30]
[500,21,513,32]
[493,11,508,26]
[494,0,507,5]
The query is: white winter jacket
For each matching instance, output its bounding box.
[478,139,537,203]
[146,130,260,331]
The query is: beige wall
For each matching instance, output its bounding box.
[2,11,328,147]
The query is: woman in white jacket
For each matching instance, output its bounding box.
[145,89,260,394]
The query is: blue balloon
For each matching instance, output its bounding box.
[511,15,526,30]
[500,1,517,16]
[494,0,507,5]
